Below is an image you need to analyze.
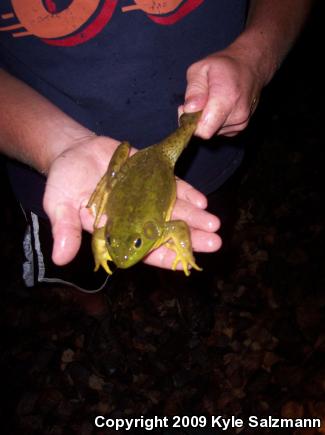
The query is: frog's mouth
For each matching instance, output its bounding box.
[111,252,142,269]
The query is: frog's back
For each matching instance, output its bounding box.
[108,148,175,225]
[107,112,201,227]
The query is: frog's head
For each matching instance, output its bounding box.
[106,220,161,269]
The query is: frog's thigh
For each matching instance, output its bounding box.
[92,227,113,275]
[162,220,202,276]
[87,141,131,227]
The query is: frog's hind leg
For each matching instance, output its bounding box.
[161,220,202,276]
[87,141,130,228]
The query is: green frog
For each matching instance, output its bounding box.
[87,111,202,276]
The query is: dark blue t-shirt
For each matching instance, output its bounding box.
[0,0,247,216]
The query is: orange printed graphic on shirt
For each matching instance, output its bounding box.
[121,0,206,25]
[0,0,118,44]
[10,0,100,38]
[122,1,184,15]
[0,0,204,46]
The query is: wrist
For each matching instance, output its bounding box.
[47,134,130,178]
[43,125,97,175]
[226,31,279,87]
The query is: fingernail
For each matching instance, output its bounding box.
[184,99,198,111]
[202,111,212,125]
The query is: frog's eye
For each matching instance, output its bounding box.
[134,238,142,248]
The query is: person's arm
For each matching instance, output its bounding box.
[0,69,119,174]
[183,0,314,139]
[0,69,221,267]
[244,0,313,79]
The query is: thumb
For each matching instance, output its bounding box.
[184,64,209,112]
[47,203,82,266]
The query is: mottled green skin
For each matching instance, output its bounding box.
[106,146,174,267]
[88,111,202,274]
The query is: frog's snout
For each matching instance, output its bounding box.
[113,256,138,269]
[119,254,131,267]
[109,249,140,269]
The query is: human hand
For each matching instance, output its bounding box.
[43,137,221,271]
[181,43,265,138]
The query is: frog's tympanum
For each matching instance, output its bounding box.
[87,112,202,276]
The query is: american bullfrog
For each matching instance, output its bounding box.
[87,111,202,276]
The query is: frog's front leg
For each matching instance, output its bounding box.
[87,141,130,228]
[161,220,202,276]
[92,226,113,274]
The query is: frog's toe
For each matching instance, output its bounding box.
[171,254,201,276]
[191,260,203,272]
[171,255,180,271]
[94,258,113,275]
[92,227,113,275]
[171,255,189,276]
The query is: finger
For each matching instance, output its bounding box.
[196,87,230,139]
[177,105,184,120]
[172,198,221,233]
[80,205,97,233]
[218,93,259,136]
[191,228,222,252]
[49,203,82,265]
[176,178,207,209]
[184,64,209,112]
[217,119,249,137]
[184,64,229,138]
[144,229,222,270]
[219,131,238,137]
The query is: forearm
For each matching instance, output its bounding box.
[232,0,314,84]
[0,68,96,174]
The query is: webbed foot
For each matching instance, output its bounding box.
[162,220,202,276]
[169,248,202,276]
